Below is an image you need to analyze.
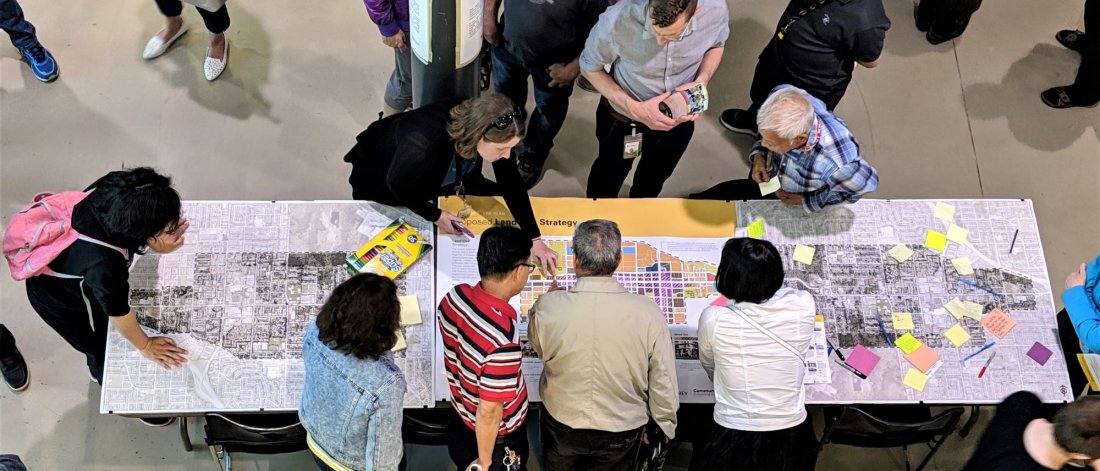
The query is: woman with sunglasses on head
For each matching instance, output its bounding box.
[344,92,559,273]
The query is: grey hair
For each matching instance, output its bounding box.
[756,87,816,140]
[573,219,622,276]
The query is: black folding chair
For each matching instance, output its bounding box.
[818,405,964,471]
[199,412,307,471]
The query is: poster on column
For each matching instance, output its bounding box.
[410,0,432,64]
[455,0,483,68]
[432,196,737,403]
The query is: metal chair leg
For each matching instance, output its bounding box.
[179,416,193,452]
[958,405,981,438]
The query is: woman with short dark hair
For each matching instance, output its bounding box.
[696,238,818,471]
[343,93,558,274]
[299,273,406,471]
[23,168,190,391]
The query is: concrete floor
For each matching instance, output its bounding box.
[1,0,1098,469]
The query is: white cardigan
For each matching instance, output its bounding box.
[698,287,816,432]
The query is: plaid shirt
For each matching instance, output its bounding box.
[752,85,878,213]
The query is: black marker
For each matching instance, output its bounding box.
[833,359,868,380]
[1009,229,1019,254]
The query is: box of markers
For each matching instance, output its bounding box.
[345,218,432,279]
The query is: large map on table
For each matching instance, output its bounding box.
[100,202,436,414]
[434,197,737,403]
[738,199,1072,403]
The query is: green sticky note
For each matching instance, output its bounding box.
[747,219,766,239]
[895,332,923,354]
[924,230,948,252]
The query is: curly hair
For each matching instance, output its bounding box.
[316,273,401,360]
[649,0,698,27]
[446,92,525,159]
[84,167,182,253]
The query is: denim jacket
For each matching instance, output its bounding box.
[299,320,406,471]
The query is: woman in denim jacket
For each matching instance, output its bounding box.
[299,273,406,471]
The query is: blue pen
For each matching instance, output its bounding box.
[960,278,1001,297]
[962,341,997,363]
[873,310,892,345]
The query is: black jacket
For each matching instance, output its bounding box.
[344,100,541,239]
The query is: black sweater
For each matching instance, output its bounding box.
[344,100,541,240]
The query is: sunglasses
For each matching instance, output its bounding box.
[491,106,525,131]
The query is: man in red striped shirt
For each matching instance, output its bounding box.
[438,226,535,471]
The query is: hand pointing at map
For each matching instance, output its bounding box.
[531,239,559,277]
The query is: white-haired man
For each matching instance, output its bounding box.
[750,84,878,212]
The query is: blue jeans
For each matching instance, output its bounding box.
[0,0,37,50]
[490,45,574,161]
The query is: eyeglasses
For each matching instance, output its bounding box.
[514,262,537,272]
[491,106,525,131]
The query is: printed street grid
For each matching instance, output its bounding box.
[100,202,436,414]
[738,200,1072,403]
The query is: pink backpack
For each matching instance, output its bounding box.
[3,190,127,281]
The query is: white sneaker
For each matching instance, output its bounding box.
[204,39,228,81]
[142,24,189,60]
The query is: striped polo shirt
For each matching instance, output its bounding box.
[438,283,528,435]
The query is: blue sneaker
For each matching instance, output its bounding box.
[19,42,59,82]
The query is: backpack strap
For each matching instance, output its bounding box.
[729,304,808,367]
[76,234,129,258]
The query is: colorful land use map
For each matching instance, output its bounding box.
[100,202,436,414]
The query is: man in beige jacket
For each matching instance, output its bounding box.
[528,219,679,471]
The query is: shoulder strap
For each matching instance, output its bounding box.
[729,305,807,367]
[76,234,129,258]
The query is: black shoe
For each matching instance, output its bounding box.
[0,327,29,392]
[1041,86,1100,109]
[1056,29,1085,53]
[719,109,758,136]
[139,417,177,427]
[517,152,546,189]
[914,2,932,32]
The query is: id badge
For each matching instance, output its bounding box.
[623,124,642,159]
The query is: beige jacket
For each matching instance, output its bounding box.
[528,276,679,438]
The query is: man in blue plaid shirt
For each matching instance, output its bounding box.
[749,84,878,213]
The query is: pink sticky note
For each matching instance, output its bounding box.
[905,344,941,373]
[845,345,881,377]
[710,296,729,307]
[1027,342,1053,366]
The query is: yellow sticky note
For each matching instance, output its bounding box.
[924,230,948,252]
[892,312,915,331]
[792,244,816,265]
[759,176,781,196]
[944,324,972,347]
[747,219,766,239]
[895,333,923,354]
[962,301,985,321]
[947,224,969,245]
[888,244,914,263]
[945,298,967,319]
[904,368,929,392]
[398,294,423,326]
[934,202,955,221]
[951,257,974,276]
[392,330,407,352]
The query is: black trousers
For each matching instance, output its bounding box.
[1071,0,1100,102]
[153,0,230,34]
[447,409,529,471]
[697,416,818,471]
[916,0,983,42]
[26,284,109,382]
[1057,308,1092,397]
[747,42,846,116]
[587,99,694,199]
[540,410,642,471]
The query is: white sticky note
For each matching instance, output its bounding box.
[888,244,914,263]
[947,224,969,245]
[934,202,955,221]
[759,176,781,196]
[793,244,816,265]
[951,257,974,276]
[398,294,423,326]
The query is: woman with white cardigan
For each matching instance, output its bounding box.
[697,238,818,470]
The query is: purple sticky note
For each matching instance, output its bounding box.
[1027,342,1053,366]
[845,345,881,377]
